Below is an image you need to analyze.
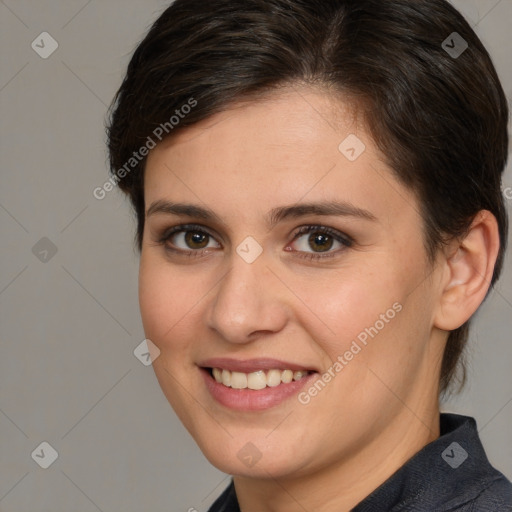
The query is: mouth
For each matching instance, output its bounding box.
[198,359,318,411]
[208,367,313,390]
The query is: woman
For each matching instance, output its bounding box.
[107,0,511,510]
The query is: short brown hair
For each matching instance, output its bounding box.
[107,0,509,394]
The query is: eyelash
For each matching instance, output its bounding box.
[156,223,353,261]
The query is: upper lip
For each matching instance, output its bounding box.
[198,358,318,373]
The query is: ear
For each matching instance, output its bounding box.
[434,210,500,331]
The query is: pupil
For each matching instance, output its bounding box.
[309,232,332,252]
[186,231,208,249]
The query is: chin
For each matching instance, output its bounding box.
[196,435,312,480]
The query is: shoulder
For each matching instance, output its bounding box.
[415,414,512,511]
[462,474,512,511]
[354,413,512,511]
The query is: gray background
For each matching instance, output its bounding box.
[0,1,511,511]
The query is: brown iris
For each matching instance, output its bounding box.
[185,231,209,249]
[308,232,333,252]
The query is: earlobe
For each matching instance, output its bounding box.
[434,210,500,331]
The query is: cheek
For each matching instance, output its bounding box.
[295,251,432,384]
[290,265,403,356]
[320,264,435,387]
[138,255,199,350]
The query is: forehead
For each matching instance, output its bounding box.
[149,86,363,161]
[143,87,418,229]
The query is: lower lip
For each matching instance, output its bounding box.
[200,368,317,411]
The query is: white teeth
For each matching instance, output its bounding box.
[266,369,282,387]
[281,369,293,383]
[247,370,267,390]
[221,369,231,387]
[211,367,310,389]
[230,371,247,389]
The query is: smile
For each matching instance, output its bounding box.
[199,359,319,411]
[210,368,311,390]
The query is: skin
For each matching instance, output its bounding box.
[138,86,499,511]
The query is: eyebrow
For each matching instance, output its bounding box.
[146,199,377,229]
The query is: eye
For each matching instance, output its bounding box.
[289,225,352,259]
[155,223,352,261]
[158,224,220,256]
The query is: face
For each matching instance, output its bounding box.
[139,87,446,480]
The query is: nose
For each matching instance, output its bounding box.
[206,250,289,344]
